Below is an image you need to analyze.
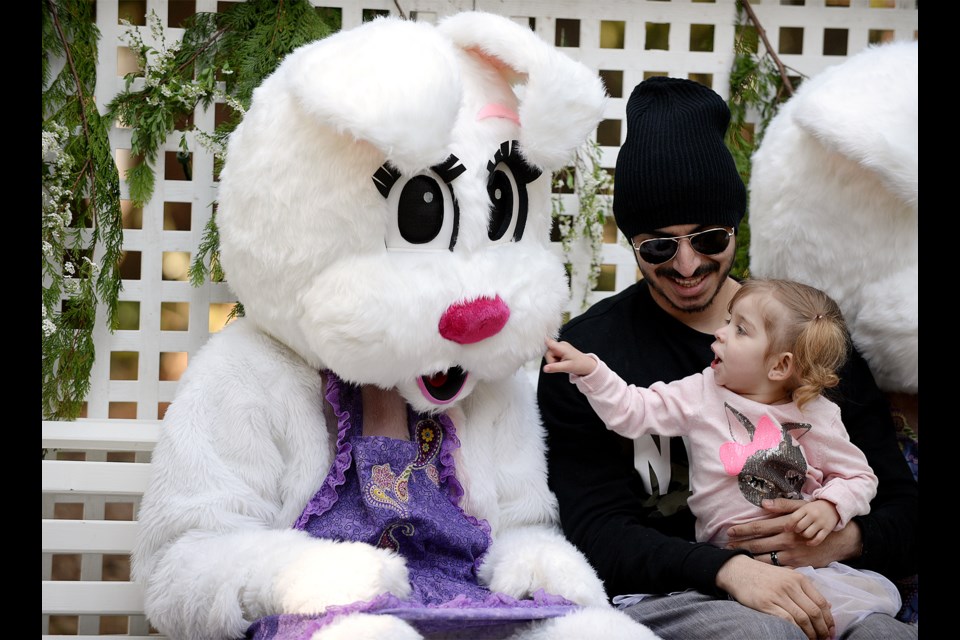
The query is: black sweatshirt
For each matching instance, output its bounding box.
[538,280,918,599]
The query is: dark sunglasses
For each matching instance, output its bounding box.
[632,228,734,265]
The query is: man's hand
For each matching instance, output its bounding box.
[783,500,840,546]
[716,555,835,640]
[726,498,862,568]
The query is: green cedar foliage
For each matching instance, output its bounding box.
[108,0,340,287]
[42,0,340,420]
[42,0,123,420]
[726,1,799,280]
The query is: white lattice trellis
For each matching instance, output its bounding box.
[81,0,918,419]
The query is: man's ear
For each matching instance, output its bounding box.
[768,352,794,382]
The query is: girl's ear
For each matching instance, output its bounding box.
[768,352,795,382]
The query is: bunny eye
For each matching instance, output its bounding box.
[486,141,542,245]
[396,175,446,244]
[374,155,465,251]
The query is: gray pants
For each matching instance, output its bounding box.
[623,590,918,639]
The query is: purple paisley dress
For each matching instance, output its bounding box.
[245,374,577,639]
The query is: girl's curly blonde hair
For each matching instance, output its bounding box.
[730,279,849,410]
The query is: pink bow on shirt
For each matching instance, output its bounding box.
[719,415,783,476]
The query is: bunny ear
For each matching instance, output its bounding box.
[790,41,918,212]
[438,12,607,170]
[781,422,812,440]
[724,402,756,439]
[283,17,461,174]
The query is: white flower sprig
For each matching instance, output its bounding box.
[552,139,614,312]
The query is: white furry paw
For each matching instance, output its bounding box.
[509,608,662,640]
[480,530,609,608]
[309,613,422,640]
[274,540,411,615]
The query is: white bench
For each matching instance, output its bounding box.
[42,419,162,639]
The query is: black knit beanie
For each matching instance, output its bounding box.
[613,77,746,240]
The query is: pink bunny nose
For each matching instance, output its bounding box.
[438,295,510,344]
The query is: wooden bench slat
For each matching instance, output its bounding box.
[43,519,139,554]
[42,581,146,615]
[42,460,152,496]
[42,420,161,452]
[42,422,157,634]
[45,637,163,640]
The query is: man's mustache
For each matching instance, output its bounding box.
[655,263,720,279]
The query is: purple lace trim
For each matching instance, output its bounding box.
[294,593,404,638]
[293,373,494,560]
[293,373,355,530]
[434,411,494,572]
[296,589,575,638]
[435,411,465,503]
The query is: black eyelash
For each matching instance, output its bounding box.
[486,140,542,184]
[373,155,463,251]
[372,163,401,199]
[433,155,466,185]
[373,155,465,199]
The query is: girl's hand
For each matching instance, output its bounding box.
[784,500,841,546]
[726,498,863,568]
[542,339,597,377]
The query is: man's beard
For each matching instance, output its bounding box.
[639,259,733,314]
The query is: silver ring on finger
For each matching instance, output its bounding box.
[770,550,781,567]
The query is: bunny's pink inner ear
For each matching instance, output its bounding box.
[464,47,527,84]
[462,48,523,126]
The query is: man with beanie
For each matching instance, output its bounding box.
[538,77,917,640]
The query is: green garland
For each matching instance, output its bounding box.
[108,0,340,285]
[726,0,800,279]
[42,0,123,420]
[42,0,340,419]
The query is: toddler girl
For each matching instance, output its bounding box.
[544,279,901,634]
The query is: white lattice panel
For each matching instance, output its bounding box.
[81,0,917,417]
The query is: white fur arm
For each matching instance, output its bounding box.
[132,322,410,638]
[460,376,609,607]
[852,267,918,393]
[141,529,410,638]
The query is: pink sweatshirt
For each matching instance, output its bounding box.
[571,360,878,545]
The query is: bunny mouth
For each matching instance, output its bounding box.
[417,367,468,405]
